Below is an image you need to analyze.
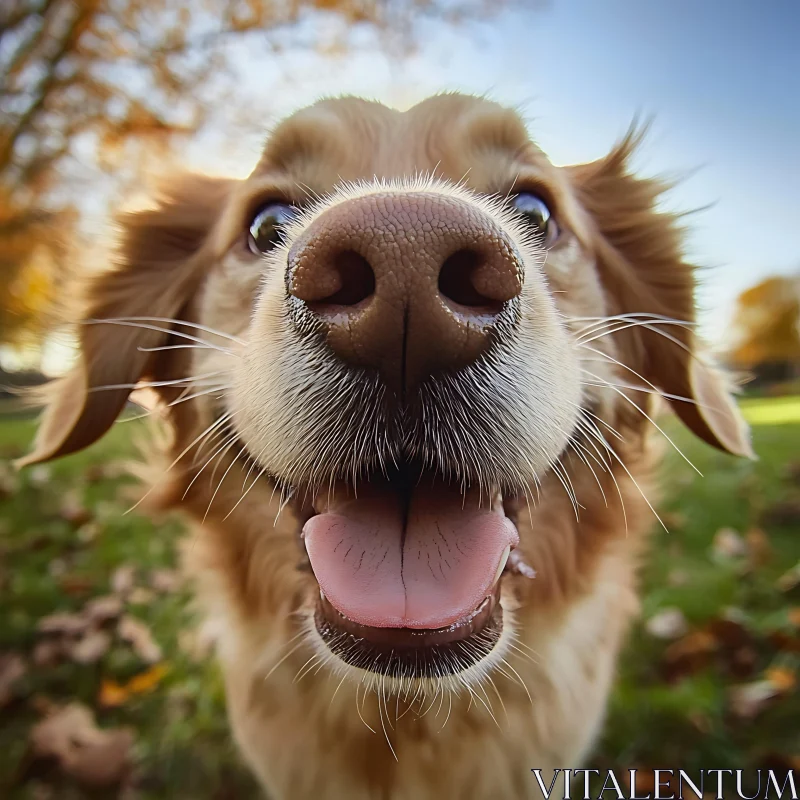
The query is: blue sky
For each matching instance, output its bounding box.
[192,0,799,343]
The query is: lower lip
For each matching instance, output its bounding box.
[314,586,503,677]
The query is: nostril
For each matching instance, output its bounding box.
[438,249,505,313]
[308,250,375,311]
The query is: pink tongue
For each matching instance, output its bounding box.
[303,482,518,629]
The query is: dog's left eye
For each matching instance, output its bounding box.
[511,192,558,245]
[247,203,298,254]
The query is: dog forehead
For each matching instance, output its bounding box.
[253,94,550,191]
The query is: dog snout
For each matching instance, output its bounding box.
[287,192,523,394]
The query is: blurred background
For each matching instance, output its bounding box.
[0,1,798,797]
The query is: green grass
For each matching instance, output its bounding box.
[741,394,800,426]
[0,419,257,799]
[593,399,800,783]
[1,400,799,797]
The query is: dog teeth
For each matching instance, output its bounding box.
[492,545,510,588]
[491,486,504,514]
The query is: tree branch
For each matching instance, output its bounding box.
[0,2,96,171]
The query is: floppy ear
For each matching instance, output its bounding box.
[18,174,232,466]
[567,130,754,458]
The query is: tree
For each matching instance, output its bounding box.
[728,273,800,369]
[0,0,498,346]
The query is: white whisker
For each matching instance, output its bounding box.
[87,316,245,344]
[581,367,701,475]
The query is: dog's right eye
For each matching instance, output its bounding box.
[247,203,298,254]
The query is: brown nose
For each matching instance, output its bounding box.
[287,192,523,395]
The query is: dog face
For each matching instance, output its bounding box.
[24,94,752,693]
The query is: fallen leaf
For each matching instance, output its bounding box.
[711,527,747,561]
[127,663,168,693]
[69,630,111,664]
[28,465,51,487]
[777,561,800,593]
[150,568,181,593]
[730,666,796,718]
[99,664,168,707]
[118,615,162,663]
[646,607,688,640]
[98,680,130,709]
[29,702,134,787]
[84,595,123,624]
[730,680,781,719]
[0,653,26,707]
[32,640,63,668]
[37,612,89,637]
[111,564,137,596]
[662,630,717,681]
[765,665,797,693]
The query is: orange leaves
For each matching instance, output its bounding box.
[661,613,757,684]
[99,664,169,708]
[0,188,64,341]
[652,603,799,721]
[764,665,796,693]
[662,629,719,681]
[728,274,800,367]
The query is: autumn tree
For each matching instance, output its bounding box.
[728,273,800,371]
[0,0,497,348]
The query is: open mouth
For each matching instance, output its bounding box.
[301,465,521,677]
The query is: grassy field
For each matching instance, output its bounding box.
[1,397,799,798]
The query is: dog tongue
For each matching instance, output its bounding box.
[303,482,518,629]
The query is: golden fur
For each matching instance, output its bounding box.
[22,95,751,799]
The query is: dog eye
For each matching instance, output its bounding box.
[511,193,558,245]
[247,203,298,254]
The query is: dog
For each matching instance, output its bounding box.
[21,94,753,799]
